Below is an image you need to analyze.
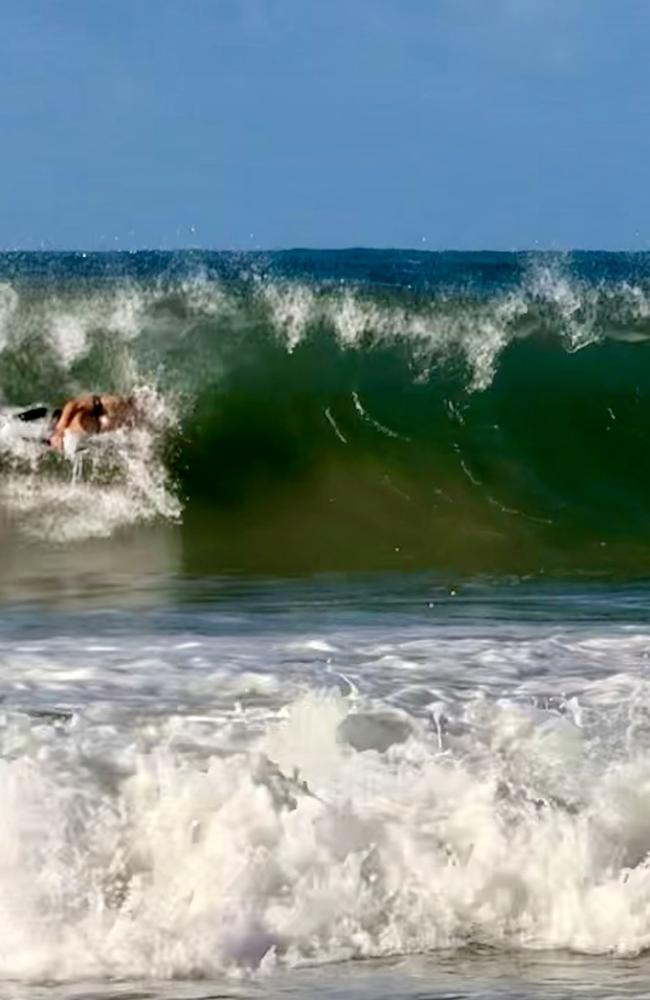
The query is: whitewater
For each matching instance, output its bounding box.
[2,250,650,999]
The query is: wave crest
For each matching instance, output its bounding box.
[1,250,650,569]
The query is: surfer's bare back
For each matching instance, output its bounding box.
[49,394,135,451]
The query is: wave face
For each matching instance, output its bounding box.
[2,249,650,575]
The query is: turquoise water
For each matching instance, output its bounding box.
[2,251,650,997]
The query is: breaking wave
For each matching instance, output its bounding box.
[2,249,650,574]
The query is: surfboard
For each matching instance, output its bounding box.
[0,406,53,446]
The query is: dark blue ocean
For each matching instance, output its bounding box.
[2,250,650,999]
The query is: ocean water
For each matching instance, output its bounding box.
[2,250,650,998]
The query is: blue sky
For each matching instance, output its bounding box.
[1,0,649,250]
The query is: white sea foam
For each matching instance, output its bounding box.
[0,619,649,980]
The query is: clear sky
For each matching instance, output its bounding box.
[1,0,649,251]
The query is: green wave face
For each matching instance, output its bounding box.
[2,249,650,576]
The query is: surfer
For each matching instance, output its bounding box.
[48,393,136,451]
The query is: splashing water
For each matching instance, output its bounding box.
[0,386,181,542]
[1,604,650,981]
